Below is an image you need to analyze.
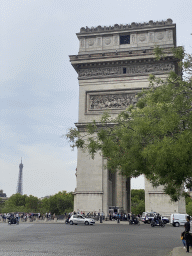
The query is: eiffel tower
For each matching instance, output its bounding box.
[16,158,23,195]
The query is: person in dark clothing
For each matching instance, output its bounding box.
[184,216,191,253]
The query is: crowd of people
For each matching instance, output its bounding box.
[108,212,140,221]
[0,212,53,222]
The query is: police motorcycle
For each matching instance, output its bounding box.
[7,214,19,225]
[65,214,71,224]
[151,213,165,227]
[129,215,140,226]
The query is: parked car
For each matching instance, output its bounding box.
[69,215,95,225]
[170,213,188,227]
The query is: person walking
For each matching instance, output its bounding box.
[184,215,191,253]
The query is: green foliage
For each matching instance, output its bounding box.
[1,192,74,214]
[153,46,165,61]
[40,197,50,213]
[185,195,192,206]
[0,198,4,212]
[48,191,74,215]
[184,192,192,216]
[172,46,184,60]
[131,189,145,215]
[186,202,192,217]
[25,195,40,212]
[66,50,192,201]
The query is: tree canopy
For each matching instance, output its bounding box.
[131,189,145,215]
[1,191,74,214]
[66,47,192,201]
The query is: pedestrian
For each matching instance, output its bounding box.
[16,212,19,222]
[184,215,191,253]
[181,232,186,249]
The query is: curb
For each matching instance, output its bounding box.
[171,247,191,256]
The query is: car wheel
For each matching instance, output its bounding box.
[70,220,73,225]
[175,222,180,227]
[151,223,154,227]
[85,221,89,225]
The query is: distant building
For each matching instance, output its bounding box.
[40,195,51,200]
[0,189,8,205]
[0,190,6,197]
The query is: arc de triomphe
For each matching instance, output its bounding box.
[69,19,186,216]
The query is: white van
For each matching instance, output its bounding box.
[170,213,188,227]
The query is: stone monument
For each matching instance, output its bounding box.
[69,19,186,216]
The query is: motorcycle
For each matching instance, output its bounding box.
[65,218,70,224]
[151,219,165,227]
[7,216,19,225]
[129,219,140,225]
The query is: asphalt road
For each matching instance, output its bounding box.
[0,222,184,256]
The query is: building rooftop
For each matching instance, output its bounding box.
[78,19,174,34]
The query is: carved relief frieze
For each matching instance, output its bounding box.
[87,91,138,111]
[78,62,175,78]
[104,36,112,46]
[156,31,164,40]
[80,38,85,48]
[139,34,147,42]
[96,37,102,46]
[131,34,136,44]
[87,38,95,47]
[113,35,119,45]
[148,32,154,42]
[167,30,173,40]
[79,66,121,77]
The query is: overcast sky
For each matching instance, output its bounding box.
[0,0,192,198]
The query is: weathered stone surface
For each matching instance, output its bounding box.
[76,19,175,54]
[69,19,185,216]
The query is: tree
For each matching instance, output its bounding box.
[131,189,145,215]
[41,191,74,215]
[25,195,40,212]
[66,47,192,201]
[2,193,27,213]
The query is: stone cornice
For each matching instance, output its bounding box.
[69,48,173,63]
[75,122,117,130]
[77,19,174,36]
[73,191,104,195]
[72,56,175,69]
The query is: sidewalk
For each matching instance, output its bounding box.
[171,247,192,255]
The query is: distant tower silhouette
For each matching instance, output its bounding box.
[17,158,23,195]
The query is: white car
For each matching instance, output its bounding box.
[69,215,95,225]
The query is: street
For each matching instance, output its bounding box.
[0,222,183,255]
